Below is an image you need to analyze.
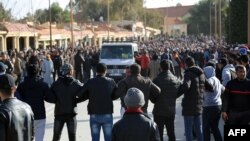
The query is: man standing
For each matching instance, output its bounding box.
[52,50,62,81]
[0,74,34,141]
[77,63,118,141]
[50,63,83,141]
[112,87,160,141]
[0,62,7,103]
[222,65,250,125]
[116,63,161,113]
[17,61,53,141]
[203,66,224,141]
[153,60,181,141]
[177,57,205,141]
[136,50,150,77]
[74,49,85,82]
[0,52,13,74]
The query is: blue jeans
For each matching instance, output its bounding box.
[184,115,203,141]
[90,114,113,141]
[202,106,222,141]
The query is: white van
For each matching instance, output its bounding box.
[100,42,138,80]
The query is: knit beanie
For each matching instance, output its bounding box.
[124,87,145,108]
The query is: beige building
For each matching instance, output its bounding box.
[0,22,139,51]
[0,22,38,52]
[164,17,187,36]
[153,5,193,36]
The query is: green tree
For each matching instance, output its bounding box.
[75,0,162,28]
[18,12,34,23]
[0,2,12,21]
[33,2,70,24]
[186,0,228,35]
[226,0,248,44]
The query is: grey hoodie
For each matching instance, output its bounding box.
[203,66,224,107]
[222,64,235,86]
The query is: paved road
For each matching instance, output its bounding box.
[44,97,224,141]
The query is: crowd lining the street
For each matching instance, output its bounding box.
[0,35,250,141]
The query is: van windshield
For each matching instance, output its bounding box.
[100,45,133,59]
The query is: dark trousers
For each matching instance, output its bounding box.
[83,70,91,83]
[154,115,176,141]
[228,110,250,125]
[202,106,222,141]
[75,69,83,82]
[53,68,61,81]
[52,116,77,141]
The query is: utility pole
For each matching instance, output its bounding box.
[248,0,250,45]
[214,0,217,37]
[70,0,74,48]
[49,0,52,49]
[219,0,222,47]
[143,0,147,41]
[228,0,231,43]
[107,0,110,40]
[209,0,212,37]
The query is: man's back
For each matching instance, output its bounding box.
[177,66,205,115]
[82,75,118,115]
[117,75,160,113]
[153,71,181,116]
[51,76,82,117]
[17,76,50,120]
[0,98,34,141]
[112,112,160,141]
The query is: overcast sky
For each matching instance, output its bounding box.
[2,0,201,19]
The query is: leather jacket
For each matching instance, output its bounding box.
[112,112,160,141]
[0,98,34,141]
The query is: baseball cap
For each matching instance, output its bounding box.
[0,74,15,90]
[124,87,145,108]
[0,62,7,73]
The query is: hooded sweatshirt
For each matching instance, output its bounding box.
[203,66,224,107]
[222,64,235,86]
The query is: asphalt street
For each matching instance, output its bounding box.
[44,96,224,141]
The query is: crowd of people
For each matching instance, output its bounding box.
[0,35,250,141]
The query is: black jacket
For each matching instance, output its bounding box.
[222,78,250,113]
[52,55,62,69]
[77,75,118,115]
[0,98,34,141]
[0,60,13,74]
[116,75,161,113]
[50,76,83,117]
[177,66,205,116]
[17,76,53,120]
[74,52,85,70]
[112,112,160,141]
[153,71,181,117]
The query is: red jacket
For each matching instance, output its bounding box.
[136,55,150,69]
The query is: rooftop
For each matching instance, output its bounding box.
[150,5,193,17]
